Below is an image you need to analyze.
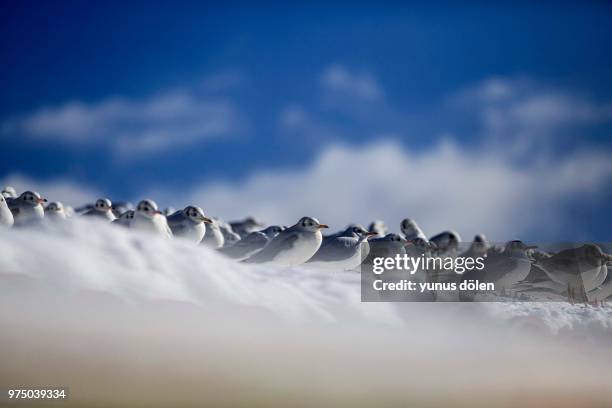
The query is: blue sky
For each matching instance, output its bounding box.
[1,2,611,240]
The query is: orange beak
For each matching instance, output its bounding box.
[36,198,46,204]
[317,224,329,229]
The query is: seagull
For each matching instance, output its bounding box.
[306,229,377,271]
[215,219,237,246]
[113,210,134,227]
[130,199,173,239]
[218,231,269,260]
[323,224,367,241]
[259,225,285,240]
[368,220,387,237]
[0,194,14,227]
[45,202,67,220]
[429,230,462,256]
[222,230,240,248]
[201,219,226,249]
[363,233,409,265]
[2,186,17,198]
[323,224,375,264]
[460,240,536,298]
[8,190,46,225]
[400,218,427,241]
[230,216,264,238]
[244,216,328,266]
[588,266,612,306]
[534,244,611,303]
[166,205,212,243]
[111,201,133,218]
[460,234,489,258]
[82,198,116,221]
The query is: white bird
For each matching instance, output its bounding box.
[400,218,427,241]
[323,224,375,265]
[368,220,387,237]
[218,231,269,260]
[364,233,409,264]
[306,228,377,271]
[245,216,328,266]
[429,230,462,256]
[113,210,134,227]
[534,244,611,303]
[0,194,14,227]
[230,217,264,238]
[259,225,285,240]
[45,202,67,220]
[130,199,173,239]
[111,201,133,219]
[167,205,212,243]
[2,186,17,198]
[460,234,489,258]
[215,219,237,247]
[201,219,226,249]
[461,240,535,298]
[588,266,612,306]
[82,198,116,221]
[8,190,46,225]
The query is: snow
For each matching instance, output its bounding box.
[1,219,611,406]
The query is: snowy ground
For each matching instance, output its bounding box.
[1,219,611,406]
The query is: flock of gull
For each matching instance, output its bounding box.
[1,186,611,304]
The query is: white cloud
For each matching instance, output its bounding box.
[4,139,610,241]
[447,77,612,154]
[320,65,383,101]
[172,140,612,241]
[1,85,244,157]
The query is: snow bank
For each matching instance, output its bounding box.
[1,219,611,406]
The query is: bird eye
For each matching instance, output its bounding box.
[145,207,149,211]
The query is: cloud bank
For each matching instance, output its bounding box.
[174,140,611,241]
[1,85,244,158]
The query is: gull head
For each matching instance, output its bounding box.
[184,205,212,224]
[260,225,284,237]
[471,234,489,252]
[379,233,409,248]
[47,202,64,212]
[504,240,537,257]
[400,218,421,236]
[296,216,328,232]
[136,199,162,219]
[580,244,611,266]
[119,210,135,220]
[19,191,46,207]
[94,198,112,212]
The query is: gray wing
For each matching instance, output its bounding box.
[166,211,187,226]
[244,231,300,263]
[308,237,358,262]
[521,264,550,283]
[219,232,269,259]
[479,256,522,282]
[166,211,188,234]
